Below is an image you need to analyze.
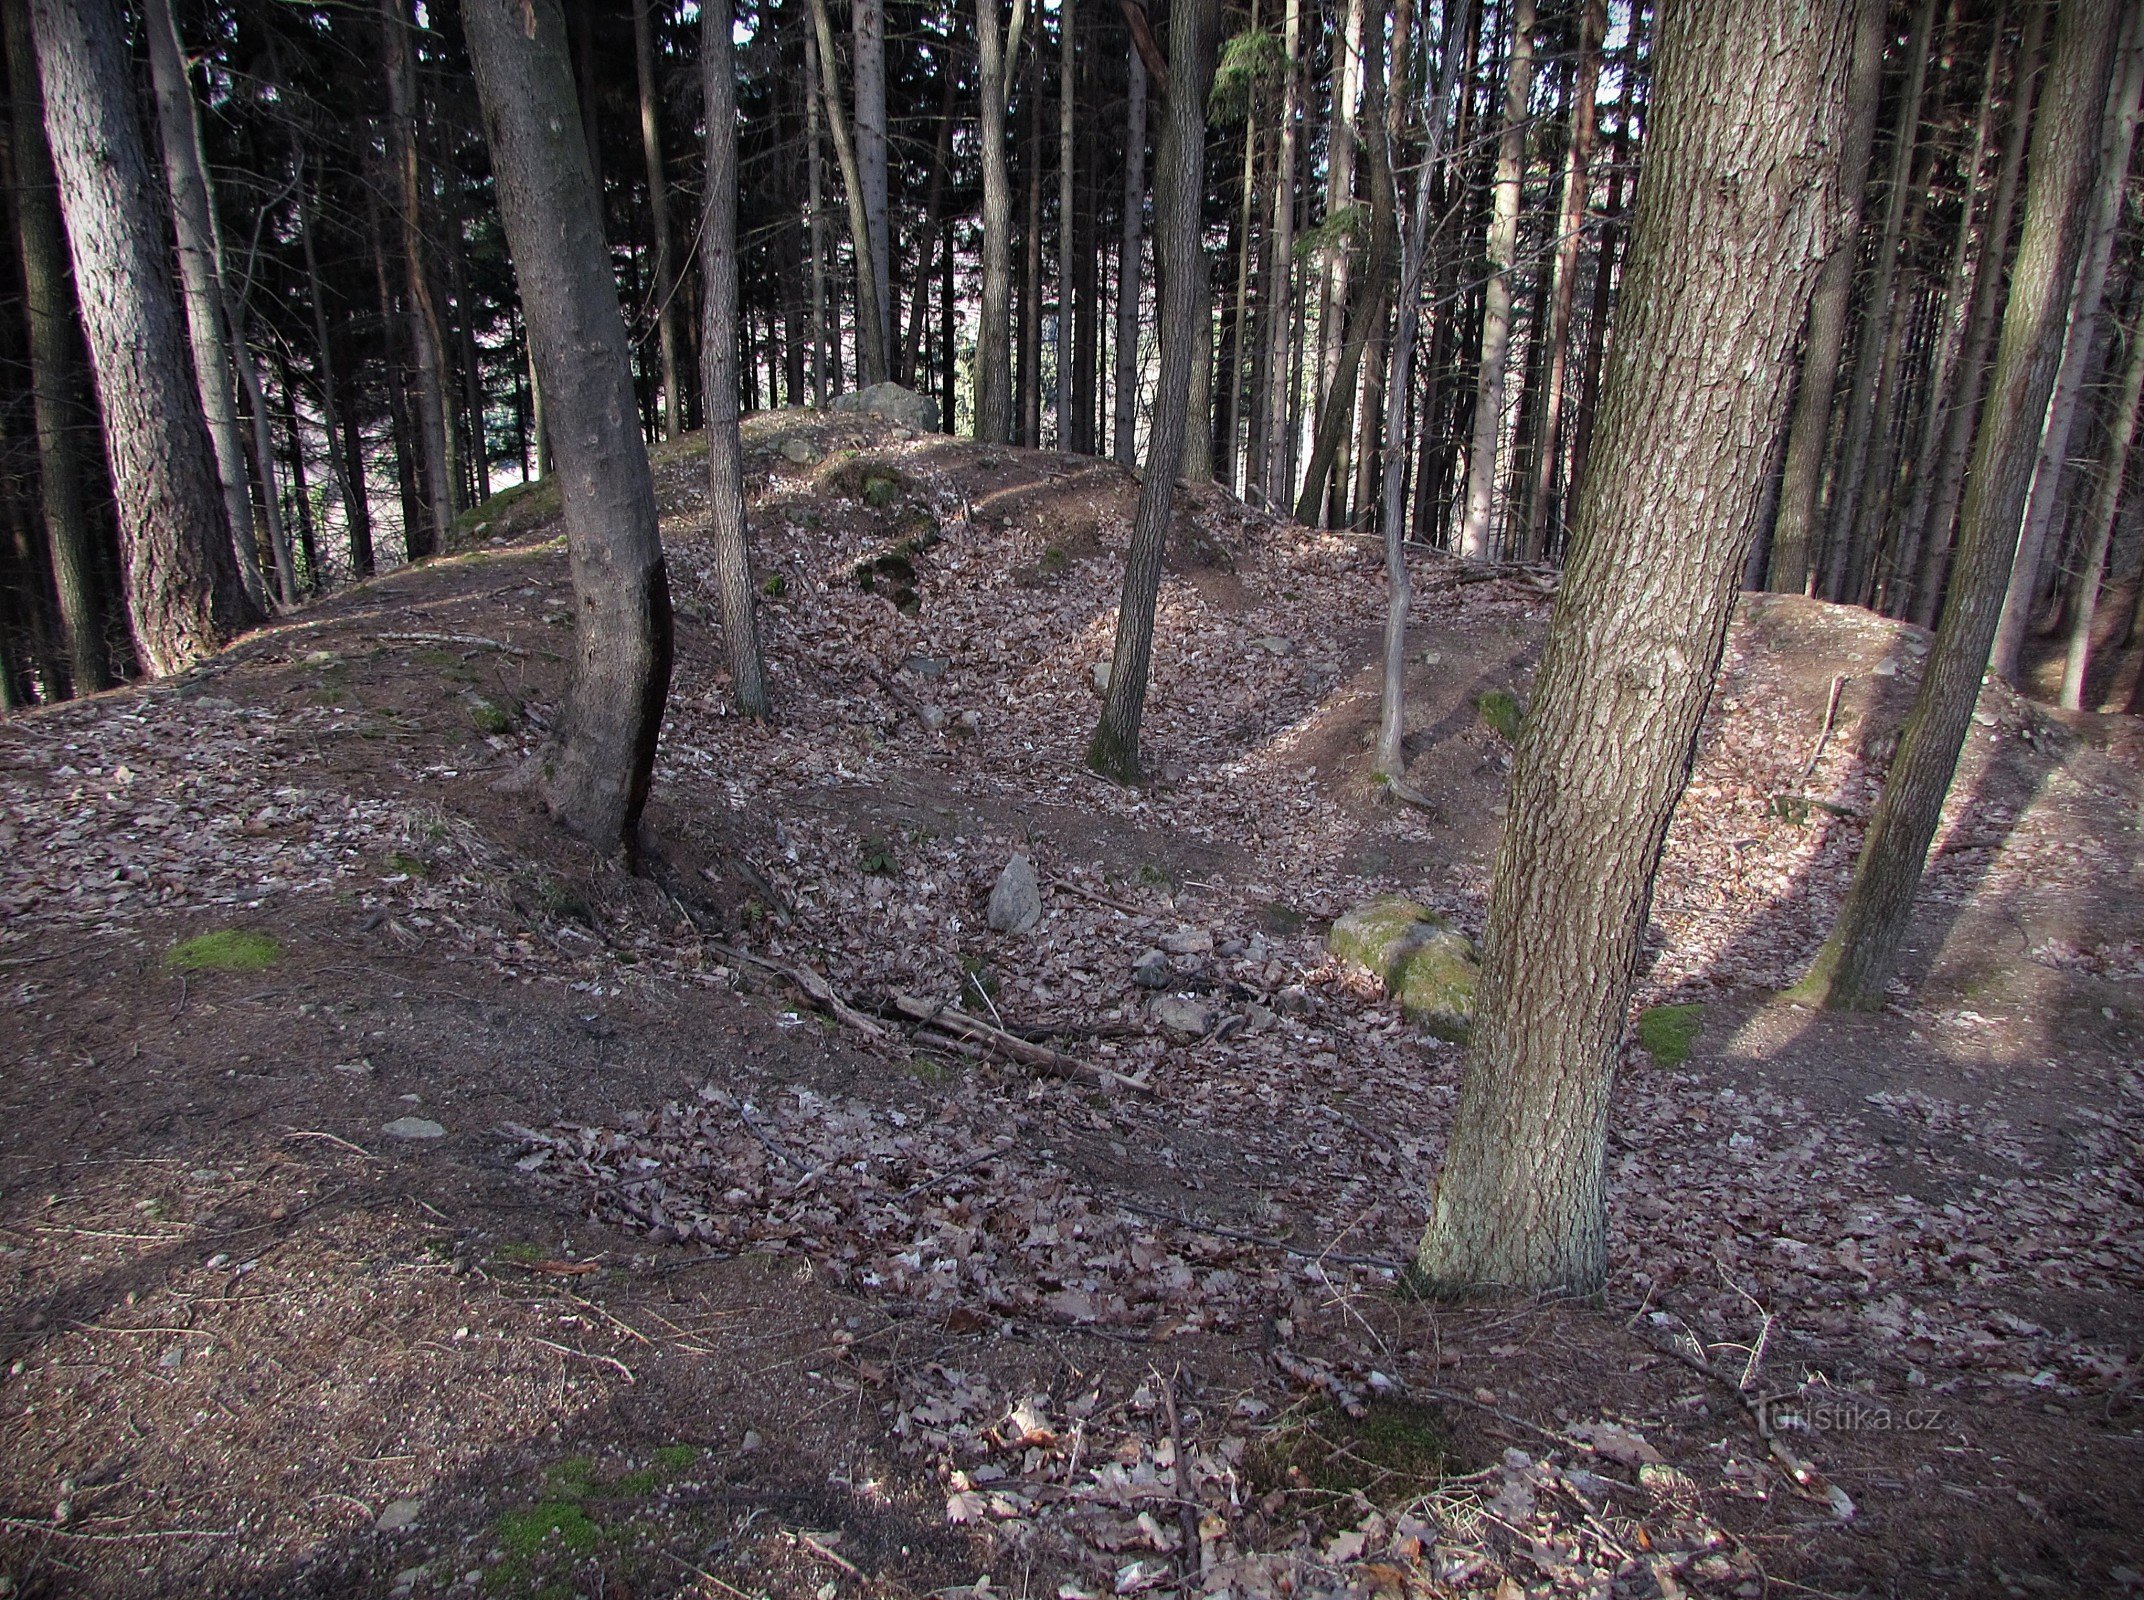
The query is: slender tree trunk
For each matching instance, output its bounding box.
[1764,1,1891,592]
[4,0,111,691]
[383,0,455,557]
[230,313,297,605]
[806,30,830,407]
[465,0,674,853]
[805,0,889,390]
[1089,0,1219,782]
[141,0,270,612]
[975,0,1029,439]
[1817,0,1937,601]
[30,0,255,674]
[294,150,372,581]
[1220,93,1255,490]
[1114,48,1150,467]
[634,0,684,440]
[2060,311,2144,708]
[1802,0,2119,1012]
[1416,0,1858,1296]
[1521,0,1605,559]
[1455,0,1536,560]
[1911,4,2046,628]
[1261,0,1301,509]
[1056,0,1076,447]
[900,74,958,389]
[1315,0,1367,525]
[277,357,319,592]
[1021,76,1045,444]
[700,0,772,717]
[1992,9,2143,684]
[1566,32,1634,525]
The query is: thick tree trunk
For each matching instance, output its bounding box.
[1909,4,2046,628]
[1089,0,1219,782]
[1801,0,2118,1012]
[383,0,455,558]
[1992,9,2143,684]
[1764,0,1889,592]
[142,0,271,613]
[30,0,254,676]
[2060,307,2144,709]
[975,0,1028,440]
[4,0,111,692]
[464,0,674,853]
[1113,49,1149,467]
[1521,0,1605,560]
[1416,0,1856,1296]
[634,0,684,440]
[702,0,772,717]
[1454,0,1536,560]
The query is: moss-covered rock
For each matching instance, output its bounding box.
[1328,898,1478,1041]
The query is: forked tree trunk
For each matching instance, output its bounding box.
[1089,0,1219,783]
[2060,306,2144,709]
[1454,0,1536,560]
[464,0,674,853]
[1764,0,1888,593]
[702,0,771,717]
[1415,0,1857,1296]
[142,0,271,612]
[1113,48,1149,467]
[4,0,110,691]
[634,0,683,440]
[1800,0,2119,1012]
[1992,9,2143,684]
[30,0,255,675]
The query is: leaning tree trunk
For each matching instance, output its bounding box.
[4,0,111,692]
[1454,0,1537,561]
[702,0,771,718]
[1113,47,1149,467]
[2059,297,2144,709]
[1800,0,2119,1012]
[1415,0,1857,1297]
[464,0,674,853]
[974,0,1026,441]
[29,0,254,676]
[1088,0,1219,783]
[1991,9,2144,685]
[634,0,684,440]
[1764,0,1888,593]
[142,0,271,613]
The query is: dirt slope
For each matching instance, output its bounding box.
[1,417,2139,1599]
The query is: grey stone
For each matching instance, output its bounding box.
[830,381,940,432]
[1326,898,1479,1042]
[917,704,947,732]
[957,709,982,734]
[383,1116,447,1141]
[1161,926,1213,956]
[1132,949,1172,989]
[376,1499,423,1532]
[1275,984,1315,1014]
[779,436,820,464]
[1090,661,1112,694]
[987,855,1043,935]
[1871,656,1899,677]
[1151,994,1217,1039]
[1256,635,1295,656]
[902,655,949,681]
[1245,1003,1277,1033]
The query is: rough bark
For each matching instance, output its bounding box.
[1057,0,1076,448]
[1801,0,2118,1012]
[805,0,889,390]
[1992,8,2143,684]
[464,0,674,853]
[853,0,892,374]
[1454,0,1536,560]
[1260,0,1301,509]
[2060,308,2144,709]
[1764,0,1889,592]
[30,0,254,676]
[702,0,771,718]
[1415,0,1855,1296]
[1114,48,1150,467]
[975,0,1029,440]
[1314,0,1367,524]
[1088,0,1218,783]
[383,0,455,557]
[806,28,830,407]
[4,0,111,691]
[1021,77,1045,443]
[634,0,684,440]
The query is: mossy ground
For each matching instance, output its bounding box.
[163,930,281,973]
[1637,1002,1704,1065]
[1249,1398,1458,1507]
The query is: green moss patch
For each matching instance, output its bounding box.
[163,930,281,973]
[1636,1002,1704,1066]
[1476,688,1526,742]
[1249,1399,1457,1505]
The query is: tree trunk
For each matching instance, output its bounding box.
[1056,0,1076,448]
[1801,0,2119,1012]
[464,0,675,853]
[1521,0,1605,560]
[1220,94,1256,490]
[806,29,830,407]
[229,309,297,605]
[1021,76,1045,444]
[975,0,1028,440]
[31,0,257,675]
[1260,0,1301,509]
[1416,0,1857,1296]
[1992,8,2143,684]
[1088,0,1219,782]
[1910,3,2046,628]
[1114,48,1150,467]
[2060,308,2144,709]
[1315,0,1367,525]
[900,74,959,390]
[634,0,684,440]
[1454,0,1536,560]
[1763,0,1891,592]
[141,0,271,613]
[805,0,889,390]
[383,0,455,557]
[4,0,111,691]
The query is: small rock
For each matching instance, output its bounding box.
[393,1566,429,1591]
[1872,656,1899,677]
[902,655,949,681]
[779,436,820,464]
[917,704,947,732]
[158,1344,184,1371]
[1160,926,1213,956]
[987,855,1043,935]
[382,1117,447,1141]
[1089,661,1112,694]
[1274,984,1314,1015]
[740,1430,763,1452]
[957,709,981,734]
[1256,635,1294,656]
[1328,898,1480,1041]
[376,1498,423,1532]
[1131,949,1173,989]
[1151,994,1216,1039]
[1245,1003,1277,1033]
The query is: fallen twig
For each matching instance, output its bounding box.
[377,630,527,655]
[706,941,890,1042]
[1794,673,1849,788]
[894,1138,1017,1201]
[281,1129,378,1161]
[887,991,1153,1095]
[529,1336,636,1385]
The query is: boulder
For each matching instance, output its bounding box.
[778,436,820,464]
[987,854,1042,934]
[831,381,940,433]
[1327,898,1479,1042]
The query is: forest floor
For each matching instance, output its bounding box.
[2,415,2141,1600]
